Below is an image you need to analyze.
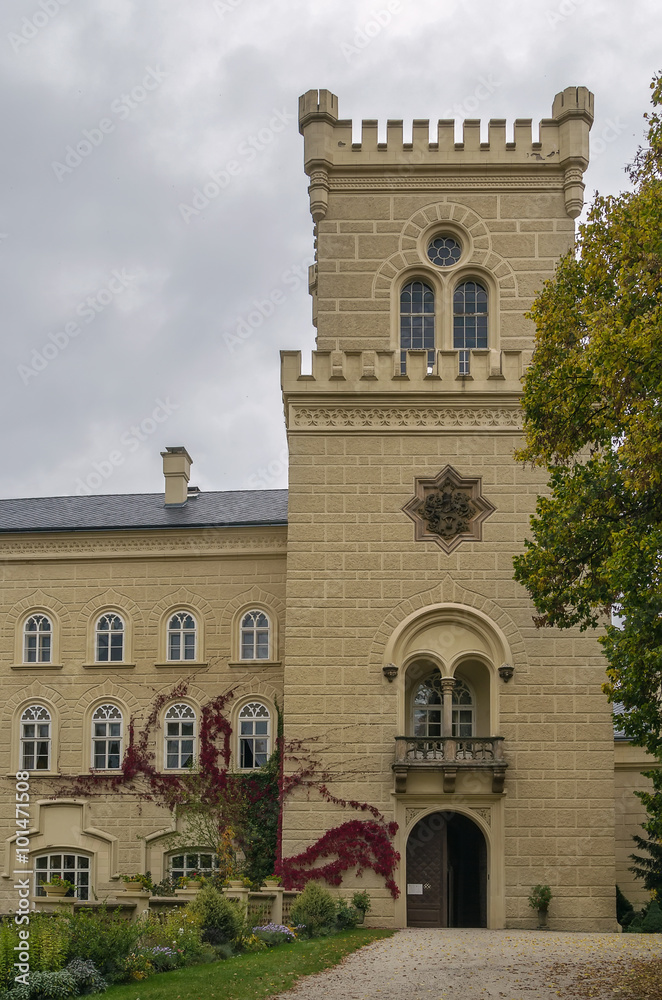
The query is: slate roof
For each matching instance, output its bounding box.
[0,490,288,533]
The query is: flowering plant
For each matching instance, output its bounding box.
[252,923,297,946]
[43,874,76,891]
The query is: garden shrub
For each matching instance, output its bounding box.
[62,960,107,995]
[616,885,634,927]
[188,886,243,945]
[142,909,202,962]
[289,881,337,936]
[0,920,19,989]
[252,924,296,947]
[64,909,142,981]
[641,900,662,933]
[335,899,359,930]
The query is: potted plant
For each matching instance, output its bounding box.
[177,871,203,889]
[528,884,552,929]
[263,874,281,886]
[121,873,149,891]
[43,875,76,897]
[351,890,371,924]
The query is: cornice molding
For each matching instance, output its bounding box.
[328,174,564,191]
[0,531,287,561]
[291,403,523,431]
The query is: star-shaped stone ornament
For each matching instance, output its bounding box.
[402,465,496,553]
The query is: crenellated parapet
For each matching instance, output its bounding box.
[299,86,593,220]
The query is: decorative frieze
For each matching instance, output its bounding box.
[291,404,522,431]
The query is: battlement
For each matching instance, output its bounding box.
[299,87,593,218]
[281,348,528,396]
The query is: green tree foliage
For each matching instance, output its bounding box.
[513,74,662,766]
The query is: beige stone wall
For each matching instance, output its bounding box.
[614,742,660,907]
[0,525,286,909]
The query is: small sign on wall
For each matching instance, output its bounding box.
[407,883,423,895]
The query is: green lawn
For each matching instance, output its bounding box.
[103,928,395,1000]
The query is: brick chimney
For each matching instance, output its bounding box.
[161,447,192,506]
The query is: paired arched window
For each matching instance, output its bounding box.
[164,703,196,769]
[240,610,270,660]
[20,705,51,770]
[399,277,489,376]
[400,281,435,373]
[167,612,197,661]
[92,704,123,769]
[411,675,475,738]
[35,854,89,900]
[23,614,52,663]
[95,613,124,662]
[238,702,271,769]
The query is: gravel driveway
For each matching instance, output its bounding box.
[273,928,662,999]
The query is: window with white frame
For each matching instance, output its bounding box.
[35,854,90,899]
[168,851,219,882]
[92,704,123,769]
[167,612,197,661]
[95,613,125,662]
[23,614,52,664]
[238,702,270,769]
[453,280,488,376]
[412,673,443,738]
[240,610,270,660]
[164,703,196,769]
[451,679,475,738]
[20,705,51,771]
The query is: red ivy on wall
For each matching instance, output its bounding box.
[43,681,400,898]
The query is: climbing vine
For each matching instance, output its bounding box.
[38,681,399,896]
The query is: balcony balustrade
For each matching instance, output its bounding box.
[393,736,507,794]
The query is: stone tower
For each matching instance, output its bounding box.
[281,87,613,930]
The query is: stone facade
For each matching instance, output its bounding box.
[0,86,655,929]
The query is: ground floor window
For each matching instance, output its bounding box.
[168,851,219,882]
[35,853,90,899]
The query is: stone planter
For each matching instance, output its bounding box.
[123,881,144,892]
[226,880,244,889]
[44,886,70,897]
[537,908,548,930]
[355,910,366,925]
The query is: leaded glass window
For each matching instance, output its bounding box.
[92,704,123,769]
[240,611,270,660]
[23,615,52,664]
[95,613,124,662]
[167,612,196,661]
[238,702,270,769]
[21,705,51,770]
[164,703,196,769]
[412,673,443,738]
[400,281,435,374]
[427,235,462,267]
[453,280,488,375]
[451,679,475,738]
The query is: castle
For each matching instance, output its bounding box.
[0,86,652,929]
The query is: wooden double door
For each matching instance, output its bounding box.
[406,811,487,927]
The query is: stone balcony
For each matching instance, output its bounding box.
[393,736,507,794]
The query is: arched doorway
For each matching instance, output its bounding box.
[406,812,487,927]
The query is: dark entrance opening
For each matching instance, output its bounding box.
[406,811,487,927]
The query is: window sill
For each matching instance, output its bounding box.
[7,771,59,778]
[82,663,136,670]
[11,663,63,670]
[228,660,281,668]
[154,661,208,668]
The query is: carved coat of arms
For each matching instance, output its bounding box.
[402,465,495,553]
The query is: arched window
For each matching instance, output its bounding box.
[400,281,435,374]
[167,612,197,661]
[452,679,475,738]
[453,280,488,375]
[92,704,123,769]
[23,614,52,664]
[20,705,51,770]
[238,702,270,769]
[35,854,89,900]
[412,673,443,738]
[164,703,196,769]
[240,610,270,660]
[95,613,124,662]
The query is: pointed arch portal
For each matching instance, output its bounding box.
[406,811,487,927]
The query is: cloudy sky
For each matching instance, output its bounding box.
[1,0,660,500]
